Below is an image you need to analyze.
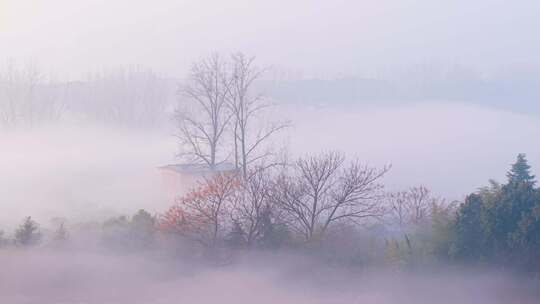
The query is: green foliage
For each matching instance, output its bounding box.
[451,194,485,260]
[450,154,540,272]
[510,204,540,272]
[429,201,457,260]
[15,217,42,247]
[487,182,537,256]
[507,153,536,187]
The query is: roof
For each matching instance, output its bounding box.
[158,163,237,174]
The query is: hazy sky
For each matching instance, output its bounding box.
[2,0,540,79]
[1,0,540,225]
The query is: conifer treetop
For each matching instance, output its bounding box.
[507,153,536,186]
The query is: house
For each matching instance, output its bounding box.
[158,163,237,194]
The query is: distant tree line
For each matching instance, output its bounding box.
[0,60,173,128]
[0,61,66,127]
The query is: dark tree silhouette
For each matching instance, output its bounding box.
[15,217,42,247]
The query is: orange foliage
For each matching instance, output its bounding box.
[159,172,241,237]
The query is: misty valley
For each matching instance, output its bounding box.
[2,1,540,303]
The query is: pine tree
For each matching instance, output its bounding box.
[130,209,155,249]
[449,154,540,271]
[258,208,289,249]
[15,217,42,247]
[483,154,539,262]
[54,222,69,242]
[507,153,536,187]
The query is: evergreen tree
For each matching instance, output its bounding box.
[258,207,289,249]
[511,203,540,272]
[130,209,156,249]
[54,222,69,242]
[451,194,486,260]
[101,215,130,250]
[507,153,536,187]
[449,155,539,266]
[15,217,42,247]
[480,154,539,263]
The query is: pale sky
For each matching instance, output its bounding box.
[1,0,540,223]
[1,0,540,79]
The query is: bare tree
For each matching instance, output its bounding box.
[228,53,289,178]
[175,52,288,172]
[175,54,233,168]
[161,173,239,248]
[386,186,439,230]
[272,151,389,241]
[387,190,409,229]
[230,168,275,246]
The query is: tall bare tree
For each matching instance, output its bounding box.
[228,53,288,178]
[272,151,389,241]
[175,54,232,168]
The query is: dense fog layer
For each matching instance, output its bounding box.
[289,103,540,197]
[1,249,538,304]
[0,125,176,229]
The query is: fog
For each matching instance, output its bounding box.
[0,124,176,228]
[289,102,540,197]
[2,103,539,229]
[1,249,538,304]
[2,1,540,303]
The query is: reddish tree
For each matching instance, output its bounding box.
[160,173,240,248]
